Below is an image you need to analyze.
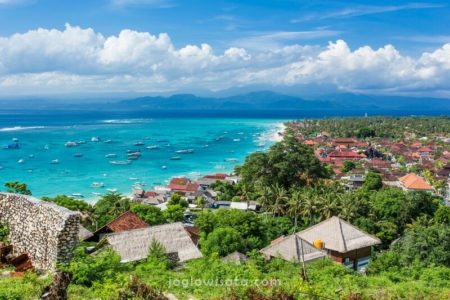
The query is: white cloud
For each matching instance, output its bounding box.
[0,25,450,96]
[292,3,445,23]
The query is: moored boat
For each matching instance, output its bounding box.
[146,145,160,150]
[110,160,131,165]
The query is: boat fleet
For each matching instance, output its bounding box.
[1,130,258,199]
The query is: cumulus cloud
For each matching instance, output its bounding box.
[0,24,449,96]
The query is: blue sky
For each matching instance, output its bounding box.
[0,0,449,97]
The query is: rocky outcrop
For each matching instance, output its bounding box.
[0,193,80,272]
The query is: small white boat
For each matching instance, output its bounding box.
[29,154,35,158]
[176,149,194,154]
[146,145,160,150]
[225,158,238,162]
[110,160,131,165]
[161,165,167,169]
[129,177,139,180]
[71,193,84,198]
[233,138,241,142]
[104,139,112,144]
[107,188,117,192]
[91,182,104,188]
[92,192,102,196]
[17,159,25,164]
[170,156,181,160]
[134,141,145,146]
[105,154,117,158]
[91,137,100,142]
[65,141,78,147]
[50,159,59,164]
[127,151,141,157]
[12,138,19,142]
[44,144,50,150]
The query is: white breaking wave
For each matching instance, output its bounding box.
[0,126,46,132]
[100,119,152,124]
[257,122,286,144]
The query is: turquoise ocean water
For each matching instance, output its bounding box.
[0,114,284,200]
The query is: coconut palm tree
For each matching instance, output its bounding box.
[338,194,357,221]
[270,184,289,216]
[300,190,318,225]
[287,190,305,230]
[319,193,337,220]
[256,185,273,214]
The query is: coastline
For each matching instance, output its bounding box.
[0,118,286,202]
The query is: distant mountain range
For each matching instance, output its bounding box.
[1,91,450,113]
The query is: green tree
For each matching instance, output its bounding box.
[63,247,126,287]
[93,192,131,228]
[357,127,376,138]
[42,195,91,212]
[200,227,244,256]
[362,171,383,190]
[163,204,185,222]
[4,181,32,195]
[168,194,188,208]
[434,206,450,225]
[238,135,329,190]
[131,204,165,225]
[341,160,356,173]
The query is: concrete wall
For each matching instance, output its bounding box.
[0,193,80,272]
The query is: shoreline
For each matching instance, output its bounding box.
[1,120,287,203]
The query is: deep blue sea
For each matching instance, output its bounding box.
[0,111,286,200]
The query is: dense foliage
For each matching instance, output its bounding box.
[237,135,330,191]
[293,116,450,139]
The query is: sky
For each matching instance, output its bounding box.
[0,0,449,98]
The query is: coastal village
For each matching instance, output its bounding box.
[0,117,449,299]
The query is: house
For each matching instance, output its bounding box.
[297,216,381,271]
[260,234,326,263]
[329,151,364,161]
[230,201,249,210]
[87,211,148,242]
[78,224,93,241]
[341,173,365,190]
[184,226,200,246]
[398,173,434,192]
[100,222,202,263]
[168,177,201,196]
[332,138,359,148]
[222,251,249,264]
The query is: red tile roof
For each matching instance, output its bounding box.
[203,173,228,180]
[103,211,149,233]
[399,173,433,191]
[329,151,363,159]
[169,177,189,185]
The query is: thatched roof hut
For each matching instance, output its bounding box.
[297,216,381,253]
[102,222,202,263]
[260,234,326,263]
[87,211,149,242]
[222,251,249,264]
[78,225,93,241]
